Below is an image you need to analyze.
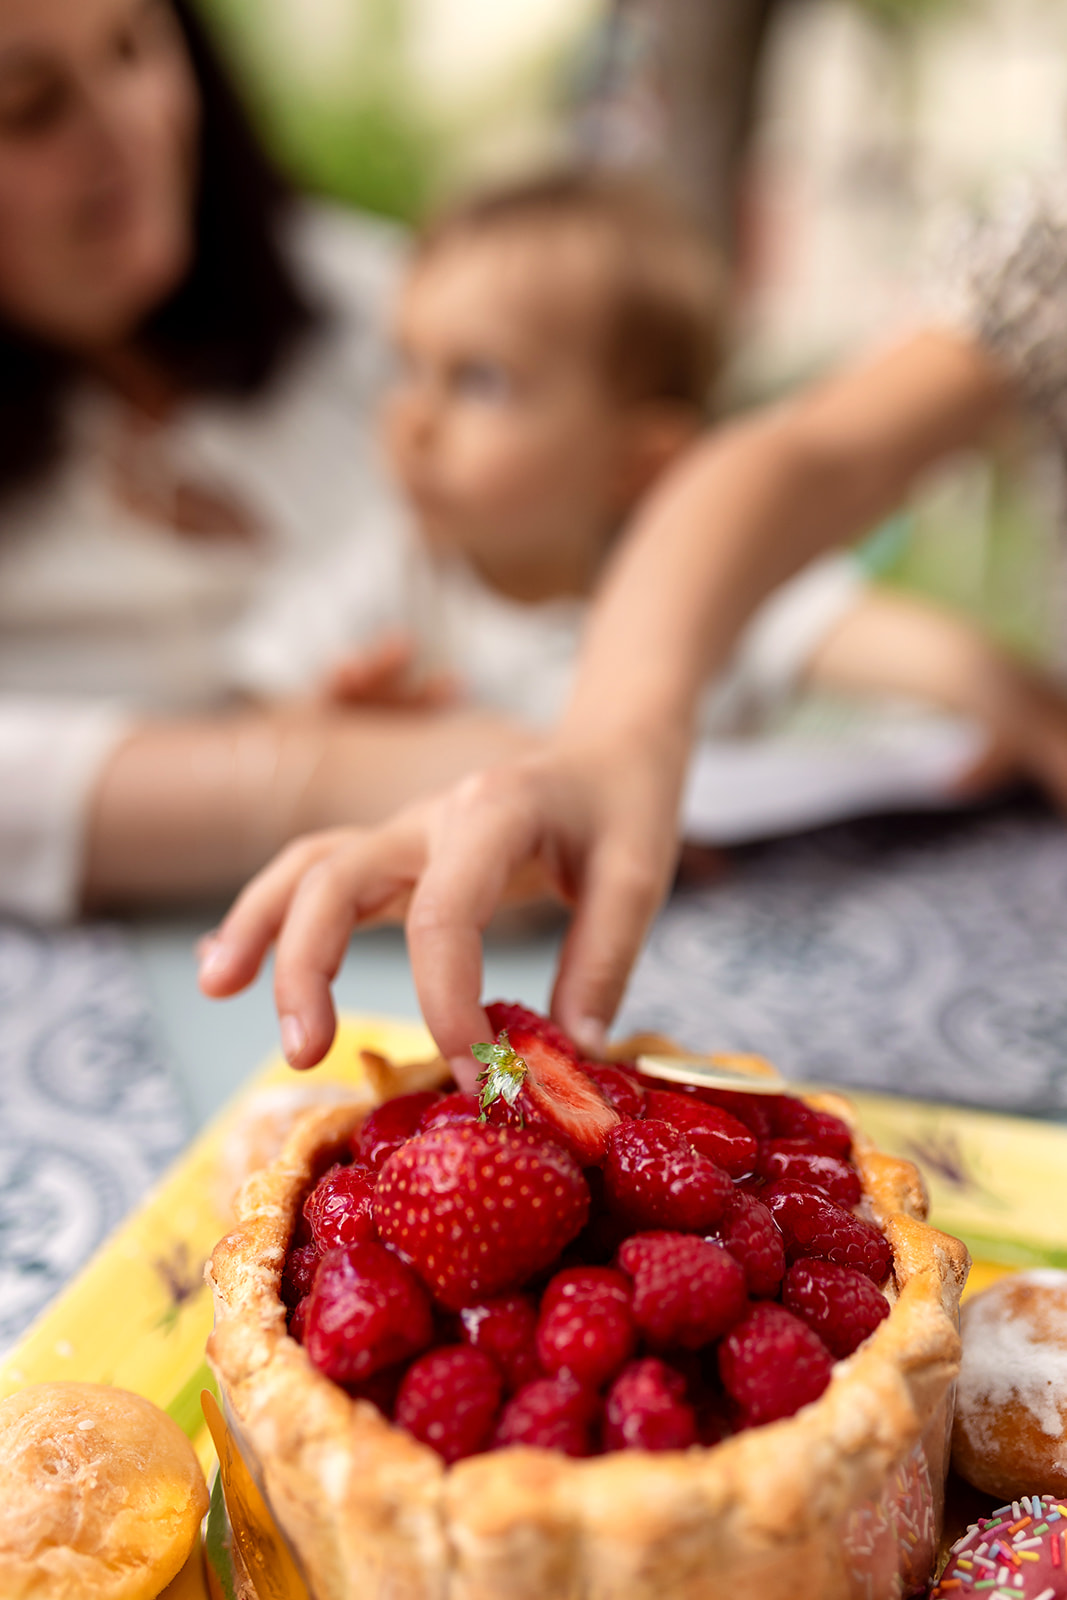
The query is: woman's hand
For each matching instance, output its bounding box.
[198,721,688,1086]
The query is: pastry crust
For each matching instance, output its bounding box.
[207,1051,970,1600]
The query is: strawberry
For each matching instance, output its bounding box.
[473,1027,619,1165]
[373,1123,590,1310]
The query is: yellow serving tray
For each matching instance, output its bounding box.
[3,1013,1066,1480]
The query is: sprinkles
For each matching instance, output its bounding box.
[931,1497,1067,1599]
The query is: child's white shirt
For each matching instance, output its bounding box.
[229,520,865,735]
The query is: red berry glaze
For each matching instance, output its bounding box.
[603,1120,733,1233]
[303,1241,434,1385]
[719,1302,833,1425]
[763,1185,893,1283]
[374,1122,590,1310]
[757,1141,862,1207]
[712,1192,785,1298]
[604,1358,697,1452]
[280,1241,320,1309]
[766,1098,852,1157]
[394,1345,503,1463]
[643,1090,757,1177]
[494,1374,599,1456]
[303,1162,378,1251]
[357,1092,442,1170]
[781,1258,890,1358]
[618,1232,747,1349]
[536,1267,635,1388]
[460,1294,542,1392]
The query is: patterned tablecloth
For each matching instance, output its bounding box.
[0,922,189,1354]
[620,794,1067,1117]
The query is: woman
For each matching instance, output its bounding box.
[0,0,528,922]
[200,179,1067,1085]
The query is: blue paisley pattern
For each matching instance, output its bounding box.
[619,798,1067,1116]
[0,923,188,1353]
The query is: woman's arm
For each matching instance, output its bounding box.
[200,327,1019,1070]
[82,704,535,909]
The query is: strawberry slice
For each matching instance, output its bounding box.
[485,1001,578,1060]
[473,1024,619,1165]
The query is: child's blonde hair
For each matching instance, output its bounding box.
[417,170,725,414]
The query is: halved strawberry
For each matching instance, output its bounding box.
[474,1024,619,1165]
[485,1002,578,1060]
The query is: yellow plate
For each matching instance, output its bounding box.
[3,1014,1066,1479]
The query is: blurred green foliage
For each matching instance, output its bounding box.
[196,0,437,220]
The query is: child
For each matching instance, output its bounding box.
[236,170,1059,759]
[204,171,1067,1071]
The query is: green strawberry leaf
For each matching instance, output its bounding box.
[472,1031,528,1120]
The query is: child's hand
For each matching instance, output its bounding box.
[317,632,461,712]
[197,727,686,1086]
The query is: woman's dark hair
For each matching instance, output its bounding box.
[0,0,318,503]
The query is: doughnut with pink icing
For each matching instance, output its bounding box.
[931,1495,1067,1598]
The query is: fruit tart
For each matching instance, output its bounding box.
[207,1006,969,1600]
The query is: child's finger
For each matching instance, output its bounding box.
[550,836,670,1056]
[406,774,541,1083]
[272,829,426,1069]
[197,833,346,996]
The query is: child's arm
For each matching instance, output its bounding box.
[200,329,1018,1070]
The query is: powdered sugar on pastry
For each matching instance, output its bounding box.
[954,1268,1067,1498]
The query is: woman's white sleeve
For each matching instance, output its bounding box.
[0,698,132,924]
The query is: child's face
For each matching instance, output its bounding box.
[383,228,645,601]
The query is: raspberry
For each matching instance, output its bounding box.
[642,1091,757,1177]
[763,1185,893,1284]
[691,1088,774,1141]
[348,1361,406,1418]
[460,1294,542,1392]
[395,1345,503,1463]
[604,1359,696,1452]
[781,1258,890,1359]
[303,1163,377,1251]
[712,1192,784,1298]
[288,1296,309,1344]
[494,1374,600,1456]
[357,1092,443,1170]
[718,1303,833,1425]
[617,1233,747,1349]
[374,1123,590,1310]
[303,1241,434,1384]
[603,1120,733,1233]
[757,1141,861,1207]
[766,1098,851,1157]
[578,1061,647,1119]
[280,1241,320,1308]
[536,1268,635,1388]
